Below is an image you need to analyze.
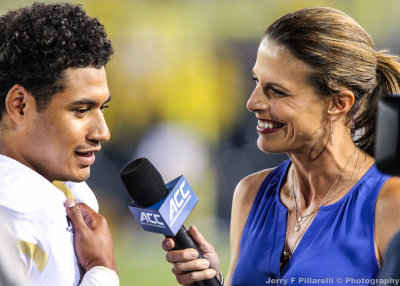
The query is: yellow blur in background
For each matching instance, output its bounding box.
[2,0,400,285]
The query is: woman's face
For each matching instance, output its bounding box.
[248,39,331,154]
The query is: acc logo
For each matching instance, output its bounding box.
[169,180,191,224]
[140,212,165,226]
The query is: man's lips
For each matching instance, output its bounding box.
[74,149,100,166]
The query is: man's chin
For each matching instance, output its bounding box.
[73,172,90,182]
[57,169,90,183]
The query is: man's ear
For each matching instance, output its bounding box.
[327,90,355,121]
[5,84,34,125]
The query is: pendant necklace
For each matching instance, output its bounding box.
[283,147,360,259]
[290,147,358,232]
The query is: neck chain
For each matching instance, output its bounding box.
[282,205,317,259]
[323,151,366,205]
[291,147,358,232]
[282,147,362,260]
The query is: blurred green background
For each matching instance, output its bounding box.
[2,0,400,285]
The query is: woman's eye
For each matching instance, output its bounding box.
[271,87,286,96]
[252,77,259,85]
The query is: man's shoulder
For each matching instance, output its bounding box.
[0,155,64,214]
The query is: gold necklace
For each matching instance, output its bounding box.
[291,147,358,232]
[282,148,359,259]
[323,152,367,205]
[282,207,317,259]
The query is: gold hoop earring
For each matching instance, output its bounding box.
[330,120,333,146]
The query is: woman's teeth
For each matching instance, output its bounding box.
[258,120,284,129]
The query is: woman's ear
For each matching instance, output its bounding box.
[5,84,33,125]
[328,90,355,121]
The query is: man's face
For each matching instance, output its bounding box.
[21,67,111,182]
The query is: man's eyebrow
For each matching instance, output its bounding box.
[69,94,111,107]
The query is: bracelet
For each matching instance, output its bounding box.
[218,270,224,285]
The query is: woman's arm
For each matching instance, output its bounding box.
[225,169,273,286]
[161,168,273,286]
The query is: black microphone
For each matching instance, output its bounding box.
[120,158,221,286]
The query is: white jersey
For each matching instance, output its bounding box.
[0,209,26,286]
[0,154,99,285]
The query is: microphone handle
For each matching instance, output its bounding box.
[165,225,222,286]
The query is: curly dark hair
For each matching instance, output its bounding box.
[0,2,113,117]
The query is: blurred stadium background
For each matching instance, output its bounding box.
[2,0,400,284]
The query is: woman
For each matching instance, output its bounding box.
[162,7,400,285]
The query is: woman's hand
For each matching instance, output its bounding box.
[162,225,221,285]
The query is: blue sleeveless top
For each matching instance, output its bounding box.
[232,160,390,286]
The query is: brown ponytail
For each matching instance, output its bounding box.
[352,50,400,155]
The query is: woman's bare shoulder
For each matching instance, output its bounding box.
[227,167,277,284]
[232,167,276,207]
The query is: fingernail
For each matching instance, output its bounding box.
[208,269,217,277]
[191,251,198,258]
[165,240,172,249]
[65,199,75,208]
[202,260,209,267]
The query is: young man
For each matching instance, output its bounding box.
[0,3,118,285]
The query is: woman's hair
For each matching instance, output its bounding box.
[263,7,400,155]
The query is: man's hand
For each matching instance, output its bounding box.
[65,198,117,273]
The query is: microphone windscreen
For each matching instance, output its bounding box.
[120,158,167,207]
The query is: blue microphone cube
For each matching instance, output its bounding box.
[128,175,199,236]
